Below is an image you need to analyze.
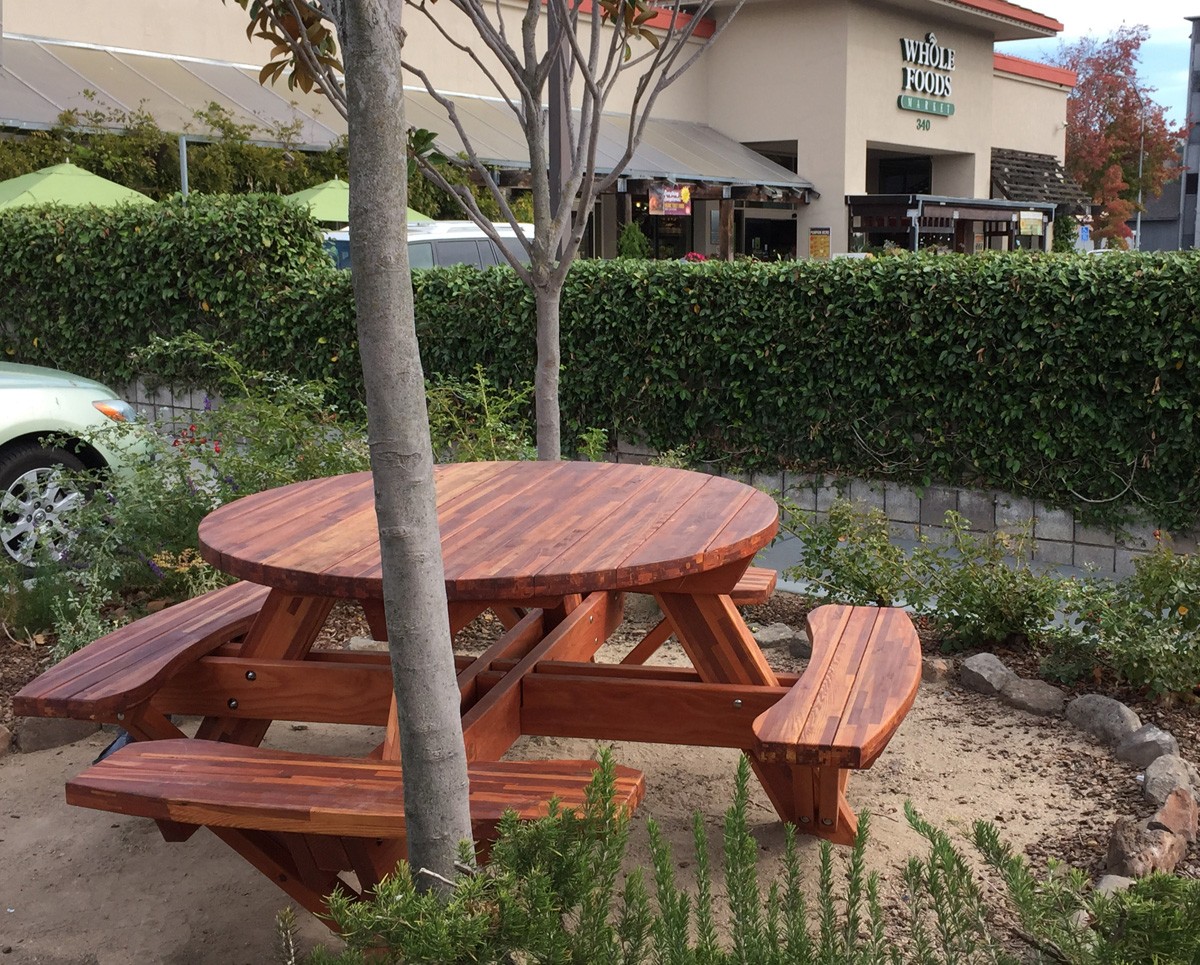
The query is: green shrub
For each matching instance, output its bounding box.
[7,337,551,652]
[781,498,923,608]
[281,753,1200,964]
[8,336,370,650]
[781,498,1200,693]
[1048,539,1200,696]
[920,512,1066,652]
[7,203,1200,530]
[426,365,535,462]
[616,221,651,259]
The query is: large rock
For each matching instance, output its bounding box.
[753,623,807,656]
[959,653,1017,695]
[1107,815,1188,877]
[922,657,954,683]
[1066,694,1142,746]
[0,723,11,758]
[1115,724,1179,769]
[14,716,101,753]
[1094,874,1135,897]
[1149,787,1198,844]
[1143,755,1198,806]
[999,677,1066,716]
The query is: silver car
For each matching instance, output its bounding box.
[0,361,138,566]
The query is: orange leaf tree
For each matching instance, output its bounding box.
[1049,25,1184,245]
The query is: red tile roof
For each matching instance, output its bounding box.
[993,52,1077,86]
[947,0,1063,33]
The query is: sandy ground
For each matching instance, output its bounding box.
[0,628,1145,965]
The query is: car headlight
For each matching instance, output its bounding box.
[92,399,138,423]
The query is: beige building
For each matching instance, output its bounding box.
[1,0,1084,257]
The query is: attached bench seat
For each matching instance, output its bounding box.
[67,739,646,918]
[67,739,645,837]
[13,581,270,725]
[751,605,920,844]
[728,566,778,606]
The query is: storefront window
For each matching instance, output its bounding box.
[744,218,797,260]
[632,200,692,259]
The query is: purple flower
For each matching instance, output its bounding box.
[203,395,213,412]
[148,559,164,579]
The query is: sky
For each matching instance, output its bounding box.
[994,1,1196,126]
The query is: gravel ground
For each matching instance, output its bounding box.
[1,589,1196,962]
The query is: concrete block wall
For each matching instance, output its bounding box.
[117,416,1183,579]
[769,474,1180,578]
[612,436,1188,578]
[117,380,222,433]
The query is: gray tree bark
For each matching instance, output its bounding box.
[341,0,474,888]
[533,285,562,461]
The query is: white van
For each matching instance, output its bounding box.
[324,220,534,271]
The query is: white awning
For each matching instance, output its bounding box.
[1,34,813,191]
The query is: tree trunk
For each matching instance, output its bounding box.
[534,283,562,461]
[341,0,474,889]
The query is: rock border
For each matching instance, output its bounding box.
[748,622,1198,890]
[955,652,1197,886]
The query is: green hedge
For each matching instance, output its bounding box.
[0,195,360,399]
[4,196,1200,528]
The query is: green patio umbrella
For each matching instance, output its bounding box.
[0,162,153,209]
[285,178,433,224]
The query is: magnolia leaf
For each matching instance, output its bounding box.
[278,13,302,40]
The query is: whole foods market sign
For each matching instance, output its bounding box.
[898,32,956,118]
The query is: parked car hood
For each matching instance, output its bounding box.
[0,361,114,394]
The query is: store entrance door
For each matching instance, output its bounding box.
[744,218,797,260]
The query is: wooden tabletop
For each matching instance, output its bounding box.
[198,462,778,602]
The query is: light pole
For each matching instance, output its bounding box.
[1127,81,1146,250]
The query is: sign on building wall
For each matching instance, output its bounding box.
[1019,211,1044,236]
[898,32,956,118]
[809,227,831,260]
[649,184,692,216]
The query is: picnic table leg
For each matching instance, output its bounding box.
[750,761,858,845]
[195,590,335,746]
[656,593,777,686]
[210,826,349,919]
[657,592,844,831]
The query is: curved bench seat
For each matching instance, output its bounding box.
[751,605,921,843]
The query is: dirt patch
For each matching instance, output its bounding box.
[0,592,1194,962]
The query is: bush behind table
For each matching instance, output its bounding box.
[4,197,1200,531]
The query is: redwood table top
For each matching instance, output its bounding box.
[198,462,778,602]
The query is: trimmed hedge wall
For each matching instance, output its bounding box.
[4,197,1200,528]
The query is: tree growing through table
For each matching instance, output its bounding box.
[219,0,745,888]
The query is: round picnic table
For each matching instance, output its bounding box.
[193,461,820,827]
[197,461,779,603]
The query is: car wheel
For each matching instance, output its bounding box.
[0,442,90,567]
